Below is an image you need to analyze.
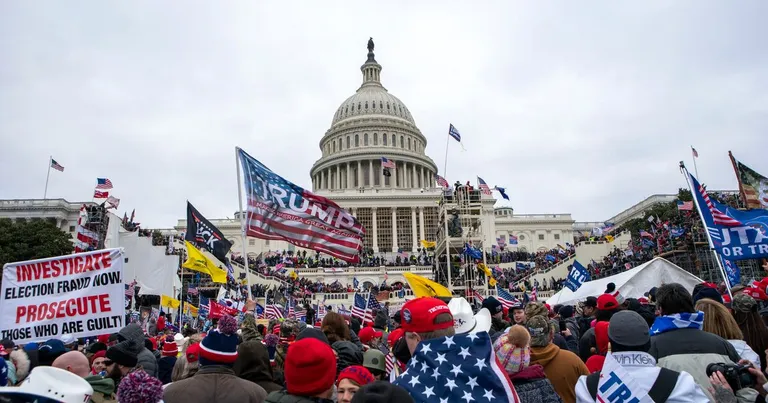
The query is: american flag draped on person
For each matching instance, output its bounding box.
[393,331,519,402]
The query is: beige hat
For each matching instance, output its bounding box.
[0,366,93,403]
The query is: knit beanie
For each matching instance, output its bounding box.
[492,326,531,374]
[199,315,238,366]
[336,365,375,387]
[351,381,415,403]
[106,339,139,368]
[117,370,163,403]
[161,336,177,357]
[285,338,337,396]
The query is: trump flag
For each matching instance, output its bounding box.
[237,147,365,263]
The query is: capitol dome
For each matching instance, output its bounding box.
[310,39,438,193]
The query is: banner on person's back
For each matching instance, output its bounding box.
[0,248,126,343]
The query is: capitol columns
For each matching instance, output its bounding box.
[391,207,398,252]
[346,162,352,189]
[372,208,379,252]
[336,166,341,189]
[411,206,417,251]
[368,160,374,187]
[419,206,425,241]
[357,161,362,187]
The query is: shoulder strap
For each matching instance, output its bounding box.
[587,371,601,399]
[648,367,680,402]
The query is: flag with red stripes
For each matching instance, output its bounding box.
[693,175,742,226]
[74,205,99,253]
[435,174,449,189]
[477,177,492,195]
[238,148,365,263]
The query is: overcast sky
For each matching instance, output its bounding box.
[2,2,766,228]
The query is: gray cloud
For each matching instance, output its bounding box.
[1,1,766,227]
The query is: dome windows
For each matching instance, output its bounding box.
[358,102,361,111]
[400,135,404,148]
[364,133,369,146]
[383,133,388,146]
[380,101,383,109]
[365,101,368,109]
[407,137,411,150]
[355,134,359,147]
[374,133,378,145]
[346,136,350,149]
[391,133,396,146]
[386,102,390,110]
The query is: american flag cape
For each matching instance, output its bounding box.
[238,148,365,263]
[393,332,519,403]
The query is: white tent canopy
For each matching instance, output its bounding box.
[546,257,704,306]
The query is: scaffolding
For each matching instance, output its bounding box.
[82,204,109,250]
[434,186,489,296]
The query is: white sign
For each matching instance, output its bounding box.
[597,353,653,403]
[1,248,126,343]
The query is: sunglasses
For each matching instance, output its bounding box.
[102,360,114,366]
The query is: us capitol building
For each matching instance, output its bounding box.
[0,40,582,261]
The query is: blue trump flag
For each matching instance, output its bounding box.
[689,172,768,260]
[721,257,741,288]
[565,260,590,292]
[393,332,518,403]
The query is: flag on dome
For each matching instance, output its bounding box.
[393,332,520,403]
[237,147,365,263]
[95,178,113,189]
[477,177,492,195]
[381,157,395,169]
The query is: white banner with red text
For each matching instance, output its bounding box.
[1,248,126,343]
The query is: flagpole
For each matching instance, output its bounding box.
[179,263,185,330]
[235,147,254,300]
[443,130,450,181]
[691,146,700,179]
[679,162,732,299]
[43,156,52,199]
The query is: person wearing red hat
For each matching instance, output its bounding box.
[358,326,383,351]
[158,337,177,385]
[399,297,455,355]
[578,294,620,362]
[336,365,374,403]
[265,338,338,403]
[91,350,108,376]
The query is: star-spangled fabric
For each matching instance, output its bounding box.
[393,332,519,403]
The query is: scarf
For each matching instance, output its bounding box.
[649,311,704,335]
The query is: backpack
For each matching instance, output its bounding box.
[586,367,679,402]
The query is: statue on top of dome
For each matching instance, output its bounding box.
[367,37,374,53]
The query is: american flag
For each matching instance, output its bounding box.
[471,289,485,303]
[124,281,136,297]
[287,300,295,319]
[187,285,198,296]
[495,285,518,308]
[199,296,210,318]
[435,174,449,189]
[385,353,396,375]
[238,148,365,263]
[692,174,742,227]
[293,304,306,321]
[531,285,538,301]
[367,292,382,312]
[265,296,284,320]
[477,177,492,195]
[393,332,520,403]
[639,230,654,239]
[381,157,395,169]
[50,158,64,172]
[95,178,113,189]
[74,205,99,253]
[677,200,694,211]
[351,293,373,323]
[448,123,462,142]
[691,146,699,158]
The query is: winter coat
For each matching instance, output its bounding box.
[164,365,267,403]
[348,330,364,350]
[332,341,363,375]
[490,317,511,335]
[8,350,30,384]
[562,317,581,341]
[509,365,563,403]
[118,324,157,377]
[234,327,283,394]
[158,356,177,385]
[728,339,762,370]
[85,375,117,403]
[530,343,589,403]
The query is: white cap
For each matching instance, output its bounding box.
[60,334,76,346]
[448,297,492,334]
[174,333,187,352]
[0,366,93,403]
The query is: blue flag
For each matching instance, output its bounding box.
[689,172,768,260]
[494,186,510,200]
[393,332,518,402]
[463,243,483,260]
[565,260,590,292]
[721,257,741,288]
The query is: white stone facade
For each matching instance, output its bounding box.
[0,199,92,241]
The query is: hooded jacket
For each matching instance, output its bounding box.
[235,314,282,394]
[9,349,30,384]
[509,365,563,403]
[85,375,117,403]
[530,343,589,403]
[118,324,157,377]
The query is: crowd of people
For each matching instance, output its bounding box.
[3,277,768,403]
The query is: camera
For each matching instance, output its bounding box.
[706,362,757,391]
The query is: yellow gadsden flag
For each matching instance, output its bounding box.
[403,272,452,298]
[605,235,615,243]
[182,241,227,284]
[420,240,436,249]
[161,295,180,309]
[184,304,199,317]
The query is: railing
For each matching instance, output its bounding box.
[312,287,557,303]
[513,255,575,287]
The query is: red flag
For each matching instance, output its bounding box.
[93,190,109,199]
